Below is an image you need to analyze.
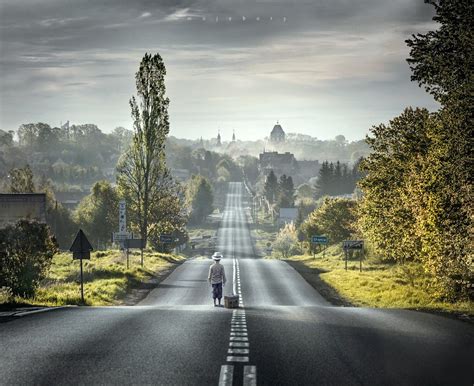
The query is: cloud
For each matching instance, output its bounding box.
[0,0,438,139]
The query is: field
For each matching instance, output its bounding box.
[3,249,185,307]
[285,245,473,317]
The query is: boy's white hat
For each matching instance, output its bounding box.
[212,252,223,260]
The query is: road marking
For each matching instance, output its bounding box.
[243,366,257,386]
[230,332,248,336]
[229,342,249,348]
[219,365,233,386]
[228,348,249,355]
[227,356,249,363]
[232,258,237,295]
[230,336,248,341]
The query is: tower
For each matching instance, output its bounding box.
[217,130,221,146]
[270,121,285,143]
[232,130,236,142]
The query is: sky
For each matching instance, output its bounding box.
[0,0,439,141]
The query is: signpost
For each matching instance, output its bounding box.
[69,229,93,304]
[311,235,328,257]
[118,200,126,232]
[159,234,173,244]
[113,231,132,243]
[342,240,364,271]
[123,238,145,268]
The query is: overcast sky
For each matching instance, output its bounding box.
[0,0,439,141]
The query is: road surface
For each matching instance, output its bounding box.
[1,182,473,385]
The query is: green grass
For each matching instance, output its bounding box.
[285,244,473,315]
[7,249,185,307]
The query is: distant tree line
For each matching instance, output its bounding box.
[0,123,132,190]
[315,159,363,198]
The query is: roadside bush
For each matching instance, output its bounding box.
[0,220,58,297]
[273,223,299,259]
[0,286,13,303]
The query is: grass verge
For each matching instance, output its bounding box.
[283,244,473,318]
[4,249,185,307]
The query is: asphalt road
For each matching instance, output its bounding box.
[1,182,473,385]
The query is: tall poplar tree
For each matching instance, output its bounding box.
[117,53,170,245]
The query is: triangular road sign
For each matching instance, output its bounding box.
[70,229,93,260]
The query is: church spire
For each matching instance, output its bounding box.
[216,130,221,146]
[232,130,236,142]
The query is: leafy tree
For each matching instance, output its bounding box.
[149,172,188,251]
[295,198,317,227]
[238,155,259,186]
[0,129,13,147]
[406,0,472,106]
[186,175,213,224]
[405,0,473,299]
[0,220,58,297]
[273,222,299,259]
[217,166,231,183]
[74,181,119,248]
[35,178,77,249]
[357,1,473,299]
[8,165,35,193]
[117,53,170,245]
[359,108,431,263]
[297,183,314,200]
[302,198,357,244]
[263,170,279,204]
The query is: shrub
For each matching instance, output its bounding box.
[0,220,58,297]
[273,223,299,259]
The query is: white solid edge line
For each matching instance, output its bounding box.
[13,305,72,317]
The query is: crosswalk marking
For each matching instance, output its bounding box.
[229,342,249,348]
[243,366,257,386]
[228,348,249,355]
[226,356,249,363]
[218,365,233,386]
[230,336,249,342]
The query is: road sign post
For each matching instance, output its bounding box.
[123,238,145,268]
[311,235,328,258]
[69,229,93,304]
[342,240,364,271]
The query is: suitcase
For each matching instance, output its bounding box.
[224,295,239,308]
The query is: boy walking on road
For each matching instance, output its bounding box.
[208,252,226,307]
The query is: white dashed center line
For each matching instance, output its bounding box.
[217,256,257,385]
